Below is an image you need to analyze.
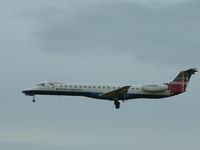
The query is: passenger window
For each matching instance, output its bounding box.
[93,86,96,88]
[75,85,77,88]
[84,86,87,88]
[80,86,82,88]
[107,86,110,89]
[98,86,101,88]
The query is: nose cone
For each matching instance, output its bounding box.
[22,89,28,94]
[22,89,34,96]
[22,90,28,94]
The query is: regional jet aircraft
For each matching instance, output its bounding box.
[22,68,197,109]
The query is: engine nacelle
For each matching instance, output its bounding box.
[142,84,168,93]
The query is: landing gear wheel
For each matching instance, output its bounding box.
[114,101,120,109]
[32,96,36,102]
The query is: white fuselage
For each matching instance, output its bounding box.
[22,68,197,109]
[23,82,171,101]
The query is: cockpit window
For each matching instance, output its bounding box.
[37,83,45,86]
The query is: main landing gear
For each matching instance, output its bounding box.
[32,96,36,102]
[114,100,120,109]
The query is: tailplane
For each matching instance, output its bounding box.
[166,68,197,95]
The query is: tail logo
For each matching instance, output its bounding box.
[166,68,197,95]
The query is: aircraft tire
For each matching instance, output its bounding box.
[32,96,36,102]
[114,101,120,109]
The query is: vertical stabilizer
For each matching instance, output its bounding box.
[166,68,197,95]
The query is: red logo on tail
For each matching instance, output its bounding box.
[166,68,197,95]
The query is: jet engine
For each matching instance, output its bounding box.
[142,84,168,93]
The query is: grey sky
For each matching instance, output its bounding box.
[0,0,200,150]
[30,0,200,66]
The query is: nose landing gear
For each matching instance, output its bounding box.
[32,96,36,102]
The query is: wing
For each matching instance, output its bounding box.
[100,86,131,100]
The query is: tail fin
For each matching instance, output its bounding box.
[166,68,197,95]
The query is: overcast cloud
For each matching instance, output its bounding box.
[29,0,200,66]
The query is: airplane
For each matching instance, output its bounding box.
[22,68,197,109]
